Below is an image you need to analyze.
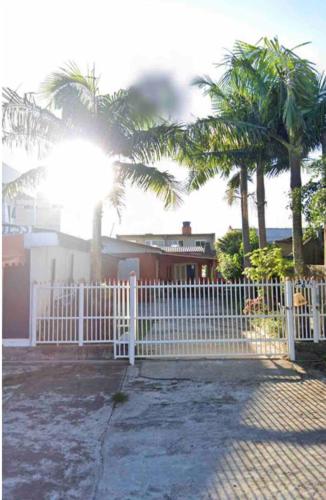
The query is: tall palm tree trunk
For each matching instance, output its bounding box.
[321,131,326,267]
[290,152,305,276]
[256,159,267,248]
[240,164,251,267]
[90,202,103,281]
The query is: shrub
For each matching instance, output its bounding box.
[251,318,285,338]
[216,228,259,280]
[243,246,293,281]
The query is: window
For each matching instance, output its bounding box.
[145,239,165,247]
[201,265,208,278]
[196,240,207,248]
[168,240,184,247]
[174,263,197,281]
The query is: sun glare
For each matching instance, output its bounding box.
[41,140,112,208]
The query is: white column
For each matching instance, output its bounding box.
[311,281,320,343]
[78,283,84,346]
[129,272,137,365]
[285,279,295,361]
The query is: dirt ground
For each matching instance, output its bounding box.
[3,359,326,499]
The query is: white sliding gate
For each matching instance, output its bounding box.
[31,281,130,348]
[31,278,326,363]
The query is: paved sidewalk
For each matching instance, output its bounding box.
[96,359,326,499]
[3,361,127,499]
[3,359,326,499]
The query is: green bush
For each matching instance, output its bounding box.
[216,228,259,280]
[251,317,285,338]
[244,246,293,281]
[218,253,243,280]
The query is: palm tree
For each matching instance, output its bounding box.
[177,72,279,265]
[183,38,324,275]
[3,63,182,280]
[229,38,325,275]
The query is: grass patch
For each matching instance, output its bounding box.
[112,392,128,405]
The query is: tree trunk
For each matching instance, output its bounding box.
[321,131,326,267]
[90,201,103,281]
[240,164,251,268]
[256,159,267,248]
[290,152,305,276]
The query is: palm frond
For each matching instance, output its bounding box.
[225,171,241,205]
[186,165,222,191]
[122,124,184,163]
[2,88,65,155]
[114,161,183,208]
[41,61,97,114]
[2,166,46,199]
[105,182,125,222]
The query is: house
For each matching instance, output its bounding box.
[275,233,324,265]
[265,228,292,243]
[117,221,215,253]
[2,227,92,345]
[2,224,217,345]
[102,235,217,281]
[233,227,292,243]
[2,162,61,231]
[114,221,216,280]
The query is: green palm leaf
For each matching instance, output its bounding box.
[114,161,182,208]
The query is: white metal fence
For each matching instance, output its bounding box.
[293,280,326,342]
[32,281,129,346]
[31,278,326,363]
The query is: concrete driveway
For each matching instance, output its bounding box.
[3,359,326,499]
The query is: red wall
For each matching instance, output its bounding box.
[102,255,120,280]
[3,252,30,339]
[102,252,217,281]
[158,254,216,280]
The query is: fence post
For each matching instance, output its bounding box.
[31,283,37,346]
[311,280,320,343]
[113,286,117,359]
[78,283,84,346]
[129,272,137,365]
[285,279,295,361]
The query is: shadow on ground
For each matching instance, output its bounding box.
[96,359,326,499]
[3,359,326,499]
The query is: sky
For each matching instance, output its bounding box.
[3,0,326,239]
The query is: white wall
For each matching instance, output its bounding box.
[30,246,90,283]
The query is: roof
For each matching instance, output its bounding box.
[23,230,90,252]
[160,246,205,254]
[266,228,292,242]
[233,227,292,242]
[101,236,163,254]
[117,232,215,239]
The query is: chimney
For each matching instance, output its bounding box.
[182,221,192,236]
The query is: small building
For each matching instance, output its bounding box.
[2,162,62,231]
[117,221,215,254]
[103,226,217,281]
[2,227,92,345]
[3,226,217,345]
[275,233,324,265]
